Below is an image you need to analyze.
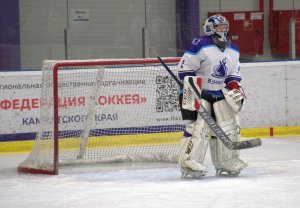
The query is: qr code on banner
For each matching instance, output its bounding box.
[156,75,180,112]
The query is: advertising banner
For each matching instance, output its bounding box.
[0,68,184,139]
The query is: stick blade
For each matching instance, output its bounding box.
[230,138,262,150]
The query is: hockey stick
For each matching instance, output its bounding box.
[150,48,261,150]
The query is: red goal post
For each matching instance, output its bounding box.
[18,57,184,174]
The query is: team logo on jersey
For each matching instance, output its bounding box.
[212,58,228,78]
[192,38,201,45]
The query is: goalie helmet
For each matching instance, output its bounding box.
[203,14,230,48]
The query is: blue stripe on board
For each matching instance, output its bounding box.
[0,125,185,142]
[0,132,37,142]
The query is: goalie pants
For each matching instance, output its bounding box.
[180,89,224,121]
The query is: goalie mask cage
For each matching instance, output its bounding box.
[18,57,184,175]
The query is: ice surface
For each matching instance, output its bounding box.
[1,137,300,208]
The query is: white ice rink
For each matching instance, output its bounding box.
[1,137,300,208]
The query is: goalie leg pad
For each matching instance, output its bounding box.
[179,99,211,178]
[209,99,248,174]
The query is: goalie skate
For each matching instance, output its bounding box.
[215,157,247,176]
[180,166,207,178]
[216,169,240,177]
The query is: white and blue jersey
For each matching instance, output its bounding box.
[178,35,241,95]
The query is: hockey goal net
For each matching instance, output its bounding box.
[18,57,184,174]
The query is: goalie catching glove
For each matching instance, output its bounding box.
[222,81,245,113]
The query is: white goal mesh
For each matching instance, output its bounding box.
[18,58,185,174]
